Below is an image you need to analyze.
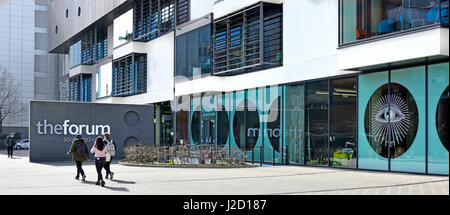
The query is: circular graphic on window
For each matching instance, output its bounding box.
[233,100,260,151]
[436,86,449,151]
[364,83,418,158]
[267,97,281,152]
[191,109,201,144]
[217,107,229,148]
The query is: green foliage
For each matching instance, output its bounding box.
[0,134,7,140]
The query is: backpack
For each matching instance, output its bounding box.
[105,139,116,156]
[75,142,86,158]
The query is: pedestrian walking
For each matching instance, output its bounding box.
[91,136,107,187]
[5,133,16,158]
[67,135,90,181]
[103,133,116,180]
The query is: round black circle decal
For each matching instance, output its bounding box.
[436,86,449,151]
[233,100,260,151]
[217,106,229,148]
[267,97,281,152]
[364,83,418,158]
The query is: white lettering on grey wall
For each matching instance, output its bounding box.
[36,120,110,136]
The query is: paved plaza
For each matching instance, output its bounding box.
[0,150,448,195]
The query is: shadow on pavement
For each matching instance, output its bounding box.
[81,180,130,192]
[111,179,136,184]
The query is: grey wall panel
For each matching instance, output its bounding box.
[48,0,129,53]
[29,101,154,162]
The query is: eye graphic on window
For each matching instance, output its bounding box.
[364,83,418,158]
[371,94,410,146]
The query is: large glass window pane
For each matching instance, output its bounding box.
[191,95,201,145]
[96,63,112,98]
[175,24,212,79]
[263,86,283,163]
[70,41,82,68]
[305,80,329,166]
[359,71,389,171]
[428,62,449,175]
[213,2,282,75]
[176,95,190,145]
[330,77,357,168]
[390,66,425,173]
[284,84,305,165]
[176,33,188,78]
[339,0,446,45]
[114,9,133,48]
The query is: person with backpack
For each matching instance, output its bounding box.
[5,133,16,158]
[67,135,90,181]
[91,136,107,187]
[103,133,116,180]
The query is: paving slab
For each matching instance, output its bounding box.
[0,150,448,195]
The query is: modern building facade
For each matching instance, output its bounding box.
[48,0,449,175]
[0,0,65,138]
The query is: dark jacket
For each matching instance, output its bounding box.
[5,136,16,147]
[68,139,90,162]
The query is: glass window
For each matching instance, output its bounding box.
[339,0,448,45]
[69,74,92,102]
[176,24,212,79]
[213,2,282,76]
[112,53,147,97]
[359,71,389,171]
[428,62,449,175]
[330,77,357,168]
[69,41,82,68]
[96,63,112,98]
[390,66,425,173]
[191,95,202,145]
[264,86,283,163]
[114,9,133,48]
[305,80,329,166]
[134,0,190,42]
[284,84,305,165]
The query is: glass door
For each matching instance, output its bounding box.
[330,77,358,168]
[305,80,329,166]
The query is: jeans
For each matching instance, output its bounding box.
[7,146,13,157]
[76,161,85,177]
[104,156,113,175]
[95,157,106,181]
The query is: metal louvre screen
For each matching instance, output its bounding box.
[176,0,189,25]
[112,53,147,97]
[134,0,189,42]
[81,28,96,65]
[97,26,108,61]
[69,74,92,102]
[213,2,282,76]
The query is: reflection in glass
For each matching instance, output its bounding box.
[339,0,447,44]
[176,24,212,79]
[284,84,305,165]
[437,86,449,151]
[176,96,190,145]
[428,62,449,175]
[305,80,329,166]
[330,77,357,168]
[233,100,260,151]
